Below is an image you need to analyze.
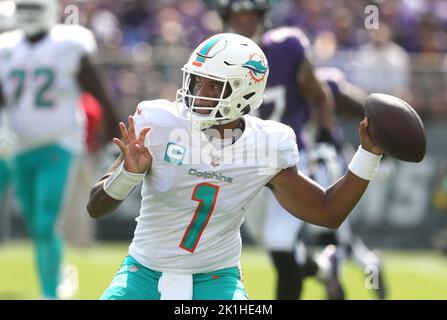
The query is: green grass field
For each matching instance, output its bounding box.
[0,241,446,300]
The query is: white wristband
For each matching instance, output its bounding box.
[348,145,382,181]
[103,162,146,200]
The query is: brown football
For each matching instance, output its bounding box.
[364,93,426,162]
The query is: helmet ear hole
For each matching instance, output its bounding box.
[243,92,255,100]
[241,105,251,115]
[222,106,232,116]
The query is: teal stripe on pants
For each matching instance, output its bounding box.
[10,145,74,298]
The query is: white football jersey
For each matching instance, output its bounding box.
[0,24,97,153]
[128,100,299,274]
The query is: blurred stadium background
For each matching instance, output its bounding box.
[1,0,447,300]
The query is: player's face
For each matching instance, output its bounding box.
[228,11,262,39]
[190,75,230,115]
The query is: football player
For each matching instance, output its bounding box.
[0,1,15,204]
[215,0,344,299]
[0,0,120,299]
[87,32,383,300]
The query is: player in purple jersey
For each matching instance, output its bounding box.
[216,0,345,300]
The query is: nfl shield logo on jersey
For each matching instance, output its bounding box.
[164,142,186,165]
[129,265,139,273]
[210,152,222,168]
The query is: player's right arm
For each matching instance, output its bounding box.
[297,57,335,132]
[87,116,151,219]
[268,118,383,229]
[87,154,124,218]
[77,55,121,140]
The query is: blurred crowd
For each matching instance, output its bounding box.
[1,0,446,143]
[24,0,443,120]
[53,0,447,52]
[1,0,447,118]
[1,0,447,251]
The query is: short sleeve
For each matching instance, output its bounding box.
[286,27,310,62]
[52,25,98,74]
[133,102,150,138]
[275,125,300,170]
[258,122,300,176]
[66,25,97,57]
[131,100,179,147]
[261,26,311,74]
[78,27,97,56]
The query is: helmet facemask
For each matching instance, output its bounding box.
[177,68,250,130]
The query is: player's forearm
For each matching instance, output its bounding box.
[301,145,381,228]
[274,172,367,229]
[84,77,121,139]
[87,178,123,219]
[298,59,335,131]
[87,154,125,219]
[312,83,335,131]
[319,171,369,228]
[271,144,380,229]
[78,55,121,139]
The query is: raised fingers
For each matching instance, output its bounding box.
[138,127,151,144]
[113,137,127,156]
[119,122,129,143]
[359,117,371,140]
[127,116,136,141]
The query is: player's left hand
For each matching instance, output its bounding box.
[113,116,152,174]
[359,117,384,155]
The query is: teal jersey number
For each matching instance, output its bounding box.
[9,67,55,107]
[180,183,220,253]
[9,69,26,102]
[34,68,55,107]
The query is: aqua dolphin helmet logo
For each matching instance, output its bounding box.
[242,53,268,83]
[242,60,268,75]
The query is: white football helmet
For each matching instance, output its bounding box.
[176,33,269,129]
[13,0,58,37]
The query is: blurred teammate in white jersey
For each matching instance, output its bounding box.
[0,0,120,299]
[0,1,15,204]
[87,32,383,300]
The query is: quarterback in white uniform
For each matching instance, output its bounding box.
[0,0,119,299]
[88,33,384,300]
[128,100,298,274]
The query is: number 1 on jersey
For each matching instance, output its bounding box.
[180,183,219,253]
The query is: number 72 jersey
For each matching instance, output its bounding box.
[0,25,96,153]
